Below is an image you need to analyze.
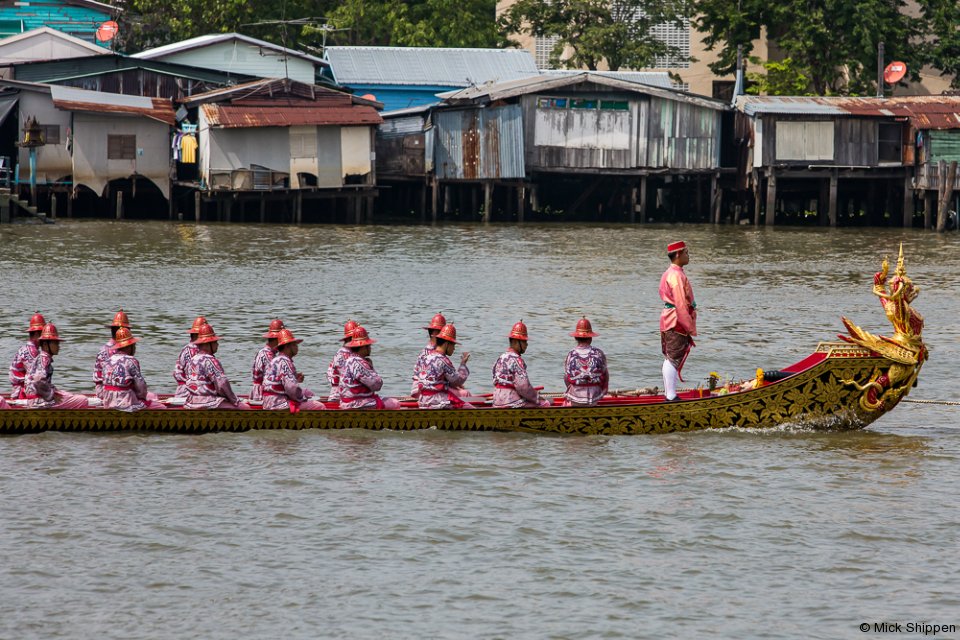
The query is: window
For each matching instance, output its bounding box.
[599,100,629,111]
[41,125,60,145]
[570,98,597,109]
[878,123,902,163]
[534,35,560,69]
[107,135,136,160]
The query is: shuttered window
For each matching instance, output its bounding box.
[775,121,834,161]
[107,135,136,160]
[41,125,60,145]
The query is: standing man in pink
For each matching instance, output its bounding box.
[326,319,358,402]
[417,324,472,409]
[659,241,697,401]
[102,327,166,411]
[562,317,609,407]
[262,328,327,412]
[250,318,285,403]
[185,324,248,410]
[492,321,551,408]
[9,311,45,399]
[174,315,206,397]
[94,309,130,398]
[25,323,89,409]
[338,326,400,410]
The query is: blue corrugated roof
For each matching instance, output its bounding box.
[324,46,538,87]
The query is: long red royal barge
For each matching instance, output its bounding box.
[0,250,926,436]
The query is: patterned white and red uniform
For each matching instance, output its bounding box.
[173,342,199,397]
[262,353,325,411]
[417,350,471,409]
[338,354,399,410]
[412,343,471,398]
[563,345,609,407]
[8,341,39,399]
[25,351,88,409]
[326,345,353,401]
[102,352,165,411]
[93,338,116,398]
[185,352,245,409]
[249,344,276,403]
[491,348,550,408]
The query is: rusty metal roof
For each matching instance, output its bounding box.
[201,103,382,127]
[736,95,960,128]
[49,85,175,125]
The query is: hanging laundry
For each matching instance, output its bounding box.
[180,134,197,164]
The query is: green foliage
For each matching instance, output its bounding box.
[118,0,499,53]
[745,57,812,96]
[915,0,960,89]
[694,0,929,96]
[497,0,690,71]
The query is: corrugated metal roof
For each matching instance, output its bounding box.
[324,46,538,87]
[49,85,175,124]
[133,33,326,66]
[736,95,960,128]
[201,103,382,127]
[0,26,106,57]
[544,69,673,89]
[438,72,729,110]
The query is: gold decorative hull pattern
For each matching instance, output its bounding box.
[0,344,919,436]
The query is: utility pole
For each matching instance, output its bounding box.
[877,41,885,98]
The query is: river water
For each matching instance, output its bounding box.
[1,220,958,639]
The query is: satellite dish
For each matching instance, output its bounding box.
[360,93,377,102]
[884,61,907,84]
[96,20,119,43]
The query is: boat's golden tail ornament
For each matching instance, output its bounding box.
[839,244,927,412]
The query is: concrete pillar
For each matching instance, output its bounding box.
[295,191,303,224]
[517,184,525,223]
[115,190,124,219]
[711,172,722,224]
[194,191,201,222]
[638,176,647,223]
[50,194,57,220]
[431,179,439,225]
[752,170,762,226]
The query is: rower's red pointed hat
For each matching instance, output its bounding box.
[437,323,459,344]
[193,323,220,345]
[423,312,446,331]
[114,326,139,349]
[188,315,207,334]
[667,241,687,253]
[263,318,285,339]
[108,309,131,328]
[276,328,303,347]
[39,323,63,342]
[347,326,376,347]
[570,316,599,338]
[27,311,46,332]
[508,320,529,341]
[341,319,359,341]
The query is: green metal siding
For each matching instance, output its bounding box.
[928,130,960,163]
[0,0,113,44]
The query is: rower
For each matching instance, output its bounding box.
[250,318,285,404]
[174,315,206,397]
[102,327,166,411]
[410,312,445,398]
[24,323,88,409]
[326,319,358,402]
[338,326,400,410]
[262,328,327,411]
[185,324,247,410]
[417,324,473,409]
[492,321,550,408]
[94,309,130,398]
[8,311,45,400]
[562,317,608,407]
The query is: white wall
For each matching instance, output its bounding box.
[71,112,170,197]
[16,91,73,183]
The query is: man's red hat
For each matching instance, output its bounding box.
[423,312,446,331]
[347,326,376,347]
[27,311,46,332]
[263,319,285,339]
[114,326,139,349]
[341,319,359,342]
[508,321,529,341]
[188,316,207,334]
[276,328,303,348]
[193,323,220,345]
[437,324,459,344]
[39,323,63,342]
[667,241,687,254]
[108,310,131,328]
[570,316,599,338]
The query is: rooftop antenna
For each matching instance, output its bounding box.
[242,5,330,81]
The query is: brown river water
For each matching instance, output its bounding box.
[1,220,958,638]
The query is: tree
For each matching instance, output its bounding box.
[916,0,960,89]
[498,0,691,71]
[745,57,812,96]
[693,0,927,95]
[117,0,256,52]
